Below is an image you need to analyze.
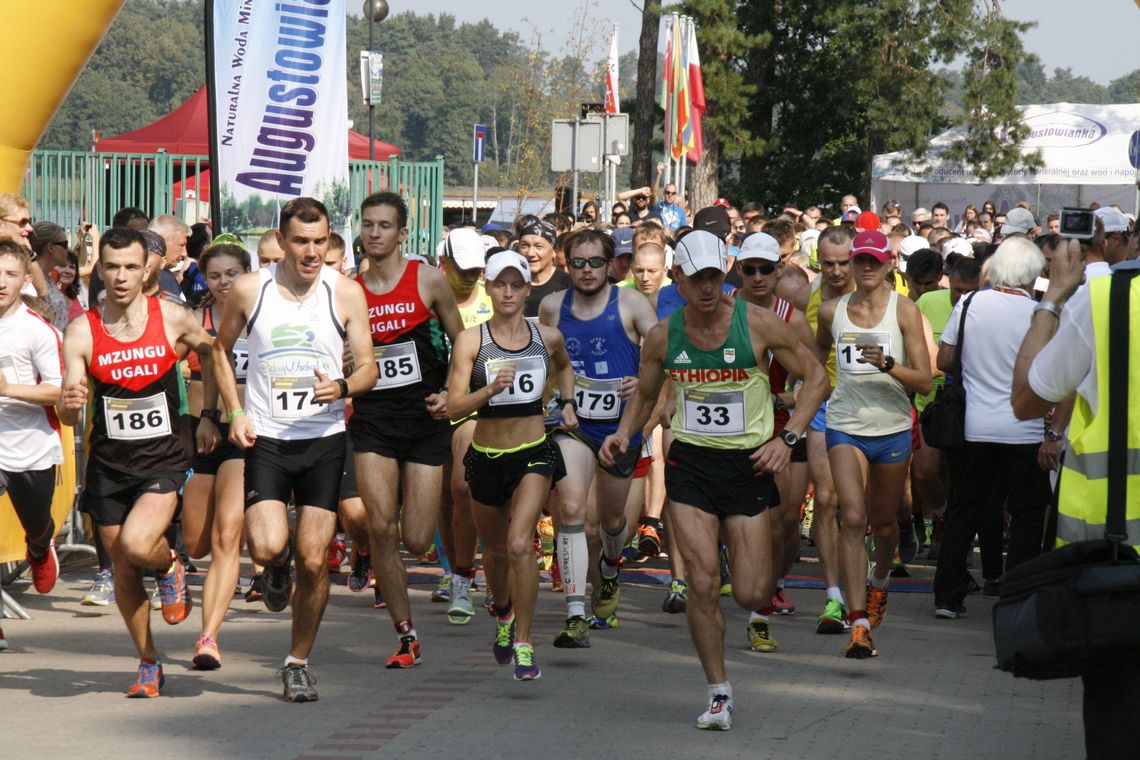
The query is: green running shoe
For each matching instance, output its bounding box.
[591,559,621,619]
[553,615,591,648]
[816,596,851,634]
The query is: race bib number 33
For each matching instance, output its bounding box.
[681,389,745,436]
[836,331,891,375]
[485,356,546,407]
[103,392,172,440]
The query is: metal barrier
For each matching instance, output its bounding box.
[23,150,446,256]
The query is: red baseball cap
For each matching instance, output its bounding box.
[855,210,881,232]
[850,230,892,263]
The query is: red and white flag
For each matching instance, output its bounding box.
[605,26,620,114]
[685,21,705,163]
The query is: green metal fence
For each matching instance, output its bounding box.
[23,150,445,256]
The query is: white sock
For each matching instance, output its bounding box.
[749,611,768,623]
[600,519,628,569]
[869,572,889,590]
[284,655,307,667]
[707,681,732,700]
[559,525,588,614]
[827,585,845,604]
[854,618,871,631]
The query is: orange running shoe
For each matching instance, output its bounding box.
[126,660,165,698]
[867,585,888,630]
[844,625,877,659]
[156,552,192,625]
[636,522,662,557]
[385,635,421,669]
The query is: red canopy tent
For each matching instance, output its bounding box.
[95,86,400,159]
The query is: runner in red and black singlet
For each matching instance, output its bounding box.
[58,226,215,699]
[348,192,462,670]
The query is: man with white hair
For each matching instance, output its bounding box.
[149,215,190,283]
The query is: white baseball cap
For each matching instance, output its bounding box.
[736,232,781,263]
[442,228,486,270]
[484,250,531,283]
[1094,206,1130,234]
[899,235,929,257]
[674,230,728,275]
[941,237,974,259]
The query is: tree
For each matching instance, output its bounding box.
[630,0,662,189]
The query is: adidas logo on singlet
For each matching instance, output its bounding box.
[674,350,692,364]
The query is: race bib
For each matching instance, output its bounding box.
[574,375,621,421]
[681,388,745,436]
[372,341,422,390]
[103,392,172,440]
[233,338,250,381]
[486,355,546,408]
[269,375,327,419]
[836,331,892,375]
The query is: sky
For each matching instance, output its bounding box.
[353,0,1139,86]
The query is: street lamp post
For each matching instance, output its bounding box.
[364,0,390,162]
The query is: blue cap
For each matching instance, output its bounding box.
[612,227,634,256]
[481,222,505,233]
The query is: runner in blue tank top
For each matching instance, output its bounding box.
[538,229,659,647]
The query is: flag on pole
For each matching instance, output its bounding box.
[685,20,705,163]
[604,27,620,114]
[670,17,689,161]
[657,15,675,160]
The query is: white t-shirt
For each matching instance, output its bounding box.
[0,303,65,471]
[1027,281,1098,411]
[941,287,1043,444]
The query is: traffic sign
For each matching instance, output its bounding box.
[1129,130,1140,170]
[473,124,487,164]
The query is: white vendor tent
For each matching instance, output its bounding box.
[871,103,1140,229]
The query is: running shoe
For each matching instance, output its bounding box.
[326,536,347,573]
[844,625,877,659]
[192,634,222,670]
[431,575,451,603]
[149,583,162,610]
[126,660,165,698]
[82,569,115,606]
[493,618,515,665]
[0,624,7,651]
[27,539,59,594]
[588,613,618,630]
[747,619,779,653]
[373,586,386,609]
[263,543,294,613]
[483,592,496,616]
[636,522,662,557]
[592,559,621,619]
[553,615,591,648]
[772,588,796,615]
[718,544,732,597]
[934,603,967,620]
[418,544,439,565]
[244,573,264,603]
[898,522,918,564]
[347,551,371,593]
[156,552,192,625]
[867,585,888,629]
[816,596,850,634]
[385,635,421,669]
[696,693,733,731]
[278,663,318,703]
[662,579,688,613]
[513,642,541,681]
[447,576,475,625]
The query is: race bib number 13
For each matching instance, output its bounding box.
[836,331,891,375]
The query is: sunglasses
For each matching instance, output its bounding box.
[741,263,778,276]
[568,256,608,269]
[3,216,31,228]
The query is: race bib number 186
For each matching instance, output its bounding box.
[103,392,172,440]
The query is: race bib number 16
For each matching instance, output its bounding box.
[486,356,546,407]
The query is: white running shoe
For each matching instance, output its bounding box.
[696,693,733,730]
[447,576,475,625]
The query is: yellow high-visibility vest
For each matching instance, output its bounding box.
[1057,274,1140,549]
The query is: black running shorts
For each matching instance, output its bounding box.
[553,429,641,479]
[190,418,245,476]
[82,462,186,526]
[244,433,346,512]
[349,412,450,466]
[665,439,780,518]
[463,437,566,508]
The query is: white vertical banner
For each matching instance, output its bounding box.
[211,0,350,232]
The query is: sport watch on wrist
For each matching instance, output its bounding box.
[1044,428,1064,442]
[779,429,802,448]
[200,408,221,424]
[879,356,895,373]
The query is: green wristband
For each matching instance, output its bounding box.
[226,408,245,421]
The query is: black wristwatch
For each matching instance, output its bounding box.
[1044,428,1063,442]
[879,356,896,373]
[557,397,578,411]
[779,428,802,448]
[201,408,221,424]
[336,378,349,399]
